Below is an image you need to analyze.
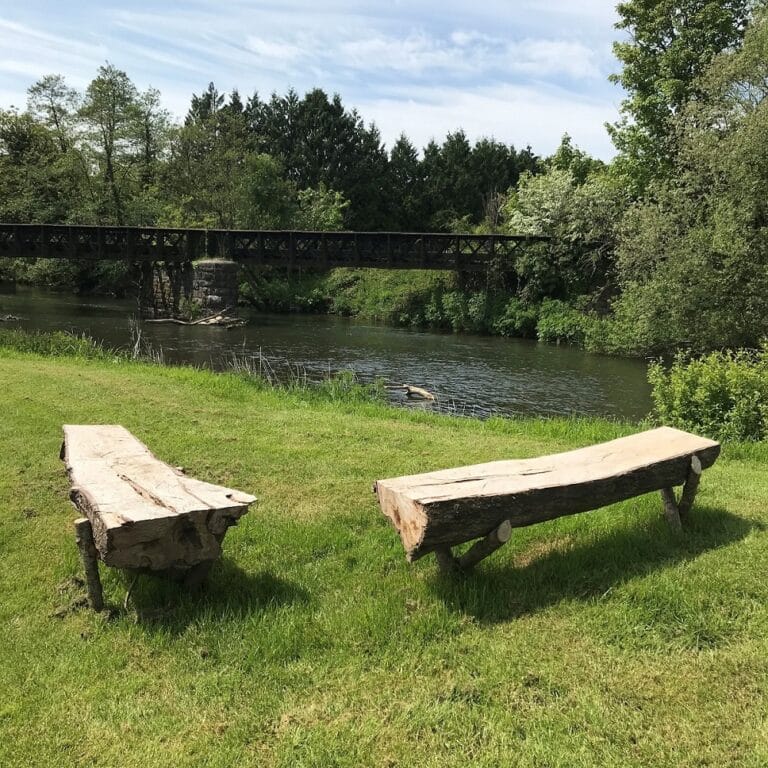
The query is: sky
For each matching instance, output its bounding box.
[0,1,624,159]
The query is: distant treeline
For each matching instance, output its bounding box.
[0,74,546,234]
[3,0,768,358]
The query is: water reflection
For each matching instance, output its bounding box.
[1,288,652,420]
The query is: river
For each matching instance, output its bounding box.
[1,288,652,420]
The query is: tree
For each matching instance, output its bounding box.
[129,88,173,224]
[248,88,390,229]
[610,0,752,190]
[609,8,768,353]
[548,134,605,184]
[388,134,424,230]
[0,109,72,222]
[504,164,627,303]
[186,82,224,124]
[27,74,79,152]
[78,64,141,223]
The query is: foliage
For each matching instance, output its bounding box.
[536,299,593,345]
[504,163,628,303]
[293,185,349,231]
[491,297,539,338]
[610,8,768,354]
[548,134,605,184]
[610,0,752,190]
[649,347,768,440]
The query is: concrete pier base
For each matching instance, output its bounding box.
[140,260,239,318]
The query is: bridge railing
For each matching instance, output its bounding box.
[0,224,548,270]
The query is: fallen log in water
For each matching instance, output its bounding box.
[402,384,436,401]
[145,309,244,328]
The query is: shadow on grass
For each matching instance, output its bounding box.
[118,557,309,634]
[432,506,759,624]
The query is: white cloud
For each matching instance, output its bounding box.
[246,36,306,65]
[0,3,623,159]
[359,84,617,158]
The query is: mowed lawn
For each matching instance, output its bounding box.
[2,351,768,767]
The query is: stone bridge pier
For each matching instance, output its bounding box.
[140,259,239,319]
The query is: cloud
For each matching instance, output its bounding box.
[0,2,622,159]
[246,36,306,66]
[359,84,617,158]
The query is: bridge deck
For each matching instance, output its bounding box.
[0,224,547,271]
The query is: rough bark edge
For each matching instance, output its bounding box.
[74,517,104,611]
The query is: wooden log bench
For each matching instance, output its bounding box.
[374,426,720,574]
[61,425,256,610]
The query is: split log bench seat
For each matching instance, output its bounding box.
[61,425,256,610]
[374,426,720,574]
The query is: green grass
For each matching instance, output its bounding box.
[2,347,768,766]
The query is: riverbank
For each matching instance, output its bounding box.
[242,266,599,344]
[2,348,768,766]
[3,263,644,355]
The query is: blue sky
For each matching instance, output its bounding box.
[0,1,624,159]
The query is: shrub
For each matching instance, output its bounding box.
[648,347,768,441]
[536,299,591,345]
[492,298,539,338]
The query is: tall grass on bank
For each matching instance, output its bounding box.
[226,350,386,404]
[0,328,386,406]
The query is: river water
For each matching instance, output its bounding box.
[1,288,652,420]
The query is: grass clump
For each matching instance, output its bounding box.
[0,328,114,359]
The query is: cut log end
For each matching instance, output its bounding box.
[458,519,513,570]
[496,519,512,544]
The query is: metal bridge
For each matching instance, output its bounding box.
[0,224,547,272]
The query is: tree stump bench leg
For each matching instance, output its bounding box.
[660,487,682,530]
[433,520,513,574]
[182,560,214,590]
[74,517,104,611]
[458,520,513,570]
[678,455,702,519]
[660,455,703,530]
[434,547,459,575]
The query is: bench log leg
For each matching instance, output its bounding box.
[660,488,682,530]
[434,547,459,575]
[183,560,214,590]
[678,455,702,519]
[74,517,104,611]
[434,520,514,574]
[459,520,513,570]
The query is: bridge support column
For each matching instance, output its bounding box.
[191,260,239,313]
[140,259,239,319]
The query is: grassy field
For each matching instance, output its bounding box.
[2,348,768,766]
